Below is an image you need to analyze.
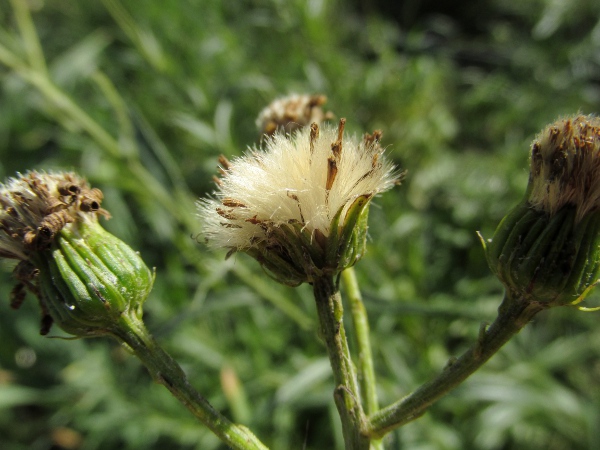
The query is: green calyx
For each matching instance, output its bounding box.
[33,218,154,336]
[246,194,372,286]
[483,202,600,307]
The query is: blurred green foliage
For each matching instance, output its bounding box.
[1,0,600,449]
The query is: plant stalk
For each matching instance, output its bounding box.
[342,268,379,415]
[313,275,370,450]
[367,294,546,438]
[342,268,383,450]
[111,314,269,450]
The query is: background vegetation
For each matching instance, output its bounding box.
[1,0,600,448]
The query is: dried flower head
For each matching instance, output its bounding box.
[0,171,109,261]
[0,171,153,336]
[528,115,600,222]
[255,94,335,136]
[198,119,402,285]
[483,115,600,308]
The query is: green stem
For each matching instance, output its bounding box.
[342,268,379,415]
[341,268,383,450]
[111,314,269,450]
[313,275,370,450]
[9,0,47,74]
[367,294,546,439]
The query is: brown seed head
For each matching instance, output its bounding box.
[528,115,600,222]
[256,94,335,136]
[0,171,108,259]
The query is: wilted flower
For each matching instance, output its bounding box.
[483,115,600,308]
[0,171,153,335]
[0,171,108,259]
[255,93,334,136]
[198,119,402,286]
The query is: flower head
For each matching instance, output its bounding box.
[0,171,108,261]
[1,171,153,335]
[198,119,402,285]
[483,115,600,308]
[528,115,600,221]
[255,94,334,136]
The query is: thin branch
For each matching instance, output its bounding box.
[367,294,546,438]
[112,314,269,450]
[342,268,383,450]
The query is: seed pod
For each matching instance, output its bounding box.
[483,115,600,307]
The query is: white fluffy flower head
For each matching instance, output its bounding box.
[198,119,402,285]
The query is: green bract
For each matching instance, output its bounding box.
[484,203,600,306]
[34,219,154,336]
[246,193,372,286]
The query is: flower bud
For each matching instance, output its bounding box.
[483,115,600,307]
[0,171,153,335]
[198,119,402,286]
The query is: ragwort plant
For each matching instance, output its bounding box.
[2,1,600,450]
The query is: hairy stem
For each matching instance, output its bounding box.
[367,294,545,438]
[342,268,379,415]
[313,275,370,450]
[111,314,269,450]
[342,268,383,450]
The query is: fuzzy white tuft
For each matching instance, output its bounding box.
[198,120,400,252]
